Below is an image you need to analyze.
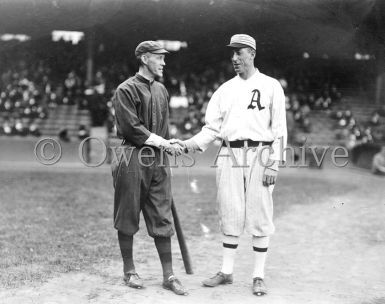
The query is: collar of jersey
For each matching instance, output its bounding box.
[237,69,260,82]
[135,73,155,84]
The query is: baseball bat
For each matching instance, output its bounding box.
[171,198,193,274]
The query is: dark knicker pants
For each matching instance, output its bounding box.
[112,146,174,237]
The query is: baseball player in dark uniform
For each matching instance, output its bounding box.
[111,41,187,295]
[174,34,287,296]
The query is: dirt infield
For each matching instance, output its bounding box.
[0,166,384,304]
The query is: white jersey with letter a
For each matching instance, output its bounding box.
[192,69,287,161]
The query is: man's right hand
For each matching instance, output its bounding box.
[170,139,188,153]
[170,138,200,153]
[163,140,184,156]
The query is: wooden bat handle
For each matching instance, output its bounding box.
[171,199,193,274]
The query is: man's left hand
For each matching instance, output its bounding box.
[262,167,278,187]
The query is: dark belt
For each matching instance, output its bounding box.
[222,139,273,148]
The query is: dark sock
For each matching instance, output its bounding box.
[253,247,268,252]
[223,243,238,249]
[154,237,173,281]
[118,231,135,274]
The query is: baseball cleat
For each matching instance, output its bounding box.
[202,271,233,287]
[252,277,267,296]
[162,275,188,295]
[124,272,144,289]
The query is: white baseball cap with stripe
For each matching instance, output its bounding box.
[227,34,256,50]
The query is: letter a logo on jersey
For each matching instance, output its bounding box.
[247,89,265,111]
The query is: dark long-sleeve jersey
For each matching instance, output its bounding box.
[112,73,170,147]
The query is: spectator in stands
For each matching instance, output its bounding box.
[346,134,357,150]
[300,104,311,116]
[351,125,360,137]
[335,110,343,119]
[348,117,356,129]
[372,147,385,176]
[331,109,343,120]
[335,127,350,141]
[330,85,342,102]
[78,124,89,140]
[37,105,48,119]
[372,128,385,142]
[64,71,81,99]
[302,117,312,133]
[344,110,352,122]
[285,96,291,111]
[29,123,41,136]
[78,124,90,162]
[279,78,288,90]
[94,70,106,95]
[47,92,58,108]
[14,119,27,136]
[169,123,179,138]
[363,127,373,143]
[2,119,14,135]
[314,96,324,109]
[58,128,70,142]
[370,111,381,126]
[321,94,332,110]
[291,96,300,112]
[338,116,347,128]
[306,93,315,109]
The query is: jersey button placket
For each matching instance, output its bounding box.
[150,84,156,130]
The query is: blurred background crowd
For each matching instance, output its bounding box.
[1,37,385,153]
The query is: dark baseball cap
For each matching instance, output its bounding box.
[135,41,169,57]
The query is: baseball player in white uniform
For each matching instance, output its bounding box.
[173,34,287,296]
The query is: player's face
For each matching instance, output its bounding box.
[145,53,166,78]
[231,48,254,75]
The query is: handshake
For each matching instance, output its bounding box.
[162,139,200,156]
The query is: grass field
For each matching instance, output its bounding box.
[0,164,384,303]
[0,166,352,288]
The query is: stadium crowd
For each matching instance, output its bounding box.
[332,107,385,149]
[0,39,98,136]
[1,38,384,150]
[283,70,342,134]
[0,59,48,136]
[1,39,76,135]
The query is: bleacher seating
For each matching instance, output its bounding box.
[334,95,385,146]
[295,110,346,146]
[338,96,384,125]
[289,92,385,148]
[37,105,91,140]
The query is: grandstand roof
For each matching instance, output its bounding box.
[0,0,382,60]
